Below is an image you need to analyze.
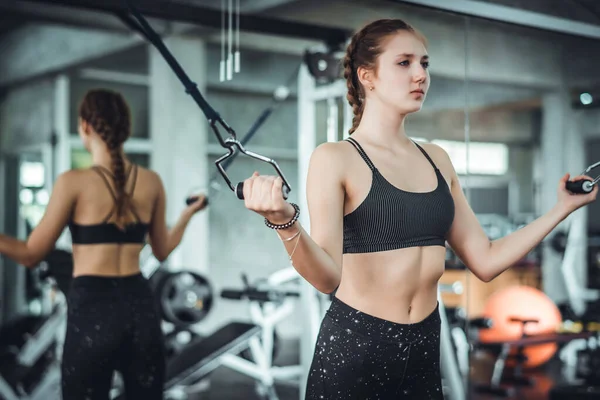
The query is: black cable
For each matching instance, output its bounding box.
[119,0,293,200]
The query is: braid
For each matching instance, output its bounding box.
[79,89,133,229]
[343,34,365,135]
[343,19,426,135]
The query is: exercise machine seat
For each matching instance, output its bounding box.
[165,321,261,389]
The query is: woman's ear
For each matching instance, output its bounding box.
[78,118,87,134]
[356,66,374,90]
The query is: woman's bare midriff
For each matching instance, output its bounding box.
[334,245,446,324]
[71,244,145,277]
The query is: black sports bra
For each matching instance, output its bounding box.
[68,164,149,245]
[342,137,455,254]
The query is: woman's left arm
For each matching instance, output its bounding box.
[0,171,78,268]
[431,145,598,282]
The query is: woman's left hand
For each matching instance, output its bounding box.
[557,173,598,214]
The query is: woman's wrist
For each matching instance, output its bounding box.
[265,203,299,229]
[180,207,196,221]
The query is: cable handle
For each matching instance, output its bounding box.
[566,161,600,194]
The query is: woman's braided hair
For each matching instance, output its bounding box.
[79,89,133,228]
[342,19,427,135]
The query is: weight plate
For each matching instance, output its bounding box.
[157,271,213,327]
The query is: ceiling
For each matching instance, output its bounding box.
[476,0,600,25]
[2,0,600,41]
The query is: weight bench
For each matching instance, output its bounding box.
[473,329,594,397]
[165,321,262,391]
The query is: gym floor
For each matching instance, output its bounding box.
[189,338,570,400]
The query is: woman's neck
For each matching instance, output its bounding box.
[352,100,411,148]
[90,143,127,169]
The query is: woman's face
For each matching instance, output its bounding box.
[365,31,430,115]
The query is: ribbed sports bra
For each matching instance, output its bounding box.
[342,137,455,254]
[68,164,149,245]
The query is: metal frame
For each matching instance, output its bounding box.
[561,213,600,315]
[397,0,600,40]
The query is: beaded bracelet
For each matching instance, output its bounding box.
[264,202,300,230]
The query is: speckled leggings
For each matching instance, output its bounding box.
[306,296,443,400]
[61,273,165,400]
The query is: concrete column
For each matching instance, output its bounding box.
[540,91,570,304]
[563,110,589,315]
[149,38,209,275]
[508,146,535,216]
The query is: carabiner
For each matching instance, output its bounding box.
[566,161,600,194]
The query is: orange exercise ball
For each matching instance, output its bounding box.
[479,285,562,368]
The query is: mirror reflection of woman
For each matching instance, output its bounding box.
[0,89,207,399]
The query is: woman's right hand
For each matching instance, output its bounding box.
[242,172,296,224]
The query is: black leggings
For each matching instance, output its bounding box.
[61,273,165,400]
[306,297,443,400]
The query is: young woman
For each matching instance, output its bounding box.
[0,89,207,399]
[241,19,597,399]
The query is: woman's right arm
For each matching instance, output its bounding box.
[148,173,206,261]
[243,142,345,293]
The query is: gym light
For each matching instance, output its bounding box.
[580,92,593,106]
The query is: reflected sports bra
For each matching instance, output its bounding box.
[342,137,455,254]
[68,164,149,245]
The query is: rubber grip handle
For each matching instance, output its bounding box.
[566,179,593,194]
[235,181,290,200]
[220,289,245,300]
[470,317,493,329]
[220,289,279,302]
[185,196,209,206]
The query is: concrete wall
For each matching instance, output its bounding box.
[0,78,56,324]
[0,78,55,153]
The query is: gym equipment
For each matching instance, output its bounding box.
[119,0,292,201]
[162,267,305,400]
[0,251,67,400]
[549,335,600,400]
[303,51,342,83]
[437,283,467,400]
[164,329,202,360]
[149,269,214,328]
[555,210,600,316]
[219,268,304,398]
[551,230,600,254]
[185,64,298,205]
[549,384,600,400]
[565,160,600,194]
[164,322,262,392]
[474,331,595,397]
[479,285,563,368]
[41,249,74,295]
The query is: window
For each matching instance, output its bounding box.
[432,140,509,175]
[71,148,150,169]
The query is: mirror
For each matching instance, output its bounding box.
[460,9,600,399]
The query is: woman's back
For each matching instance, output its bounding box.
[68,162,159,277]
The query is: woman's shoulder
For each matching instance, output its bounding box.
[417,142,458,180]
